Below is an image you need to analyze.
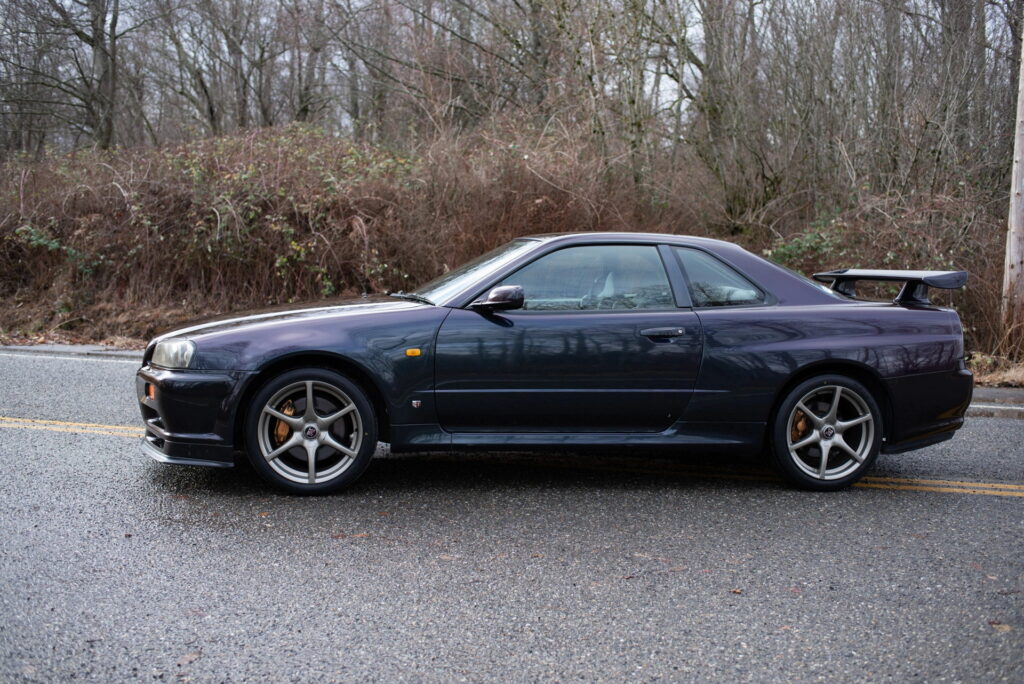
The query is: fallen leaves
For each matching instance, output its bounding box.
[176,651,201,667]
[989,621,1013,633]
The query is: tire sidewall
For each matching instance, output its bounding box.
[770,374,882,491]
[244,367,377,495]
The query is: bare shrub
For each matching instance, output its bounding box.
[0,125,1013,359]
[766,191,1007,354]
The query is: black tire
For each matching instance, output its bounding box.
[243,367,377,495]
[769,374,882,491]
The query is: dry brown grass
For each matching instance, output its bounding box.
[0,124,1015,357]
[970,354,1024,387]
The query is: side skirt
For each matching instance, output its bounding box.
[389,421,766,454]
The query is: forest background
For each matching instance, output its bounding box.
[1,0,1021,372]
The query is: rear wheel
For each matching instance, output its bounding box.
[770,374,882,490]
[244,368,377,494]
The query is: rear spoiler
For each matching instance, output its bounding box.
[812,269,968,306]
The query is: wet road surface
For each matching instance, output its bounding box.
[0,351,1021,681]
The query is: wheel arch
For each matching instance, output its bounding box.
[234,352,391,449]
[768,360,893,447]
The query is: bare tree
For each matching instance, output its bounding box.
[1,0,127,148]
[1,0,1018,229]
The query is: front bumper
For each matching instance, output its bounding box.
[140,435,233,468]
[136,365,255,467]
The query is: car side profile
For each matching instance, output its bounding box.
[136,232,973,493]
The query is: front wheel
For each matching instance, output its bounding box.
[244,368,377,494]
[769,374,882,491]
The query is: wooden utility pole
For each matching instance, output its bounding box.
[1005,19,1024,351]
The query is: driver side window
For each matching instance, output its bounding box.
[499,245,675,311]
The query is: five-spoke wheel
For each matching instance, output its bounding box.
[770,374,882,490]
[244,368,377,494]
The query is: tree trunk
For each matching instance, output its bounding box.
[1005,15,1024,352]
[878,0,903,190]
[229,35,248,129]
[92,0,119,148]
[346,54,362,138]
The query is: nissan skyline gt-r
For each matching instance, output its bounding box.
[136,232,973,493]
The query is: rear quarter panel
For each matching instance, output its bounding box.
[684,303,964,428]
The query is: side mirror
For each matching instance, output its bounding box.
[469,285,524,312]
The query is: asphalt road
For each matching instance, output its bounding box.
[0,350,1021,682]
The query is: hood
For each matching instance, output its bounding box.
[151,295,429,345]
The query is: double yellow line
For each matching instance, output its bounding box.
[1,415,1022,498]
[505,455,1024,498]
[0,415,144,438]
[855,476,1024,498]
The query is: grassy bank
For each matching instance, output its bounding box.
[0,125,1012,359]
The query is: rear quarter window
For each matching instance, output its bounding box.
[674,247,766,307]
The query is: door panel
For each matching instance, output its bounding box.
[434,309,702,433]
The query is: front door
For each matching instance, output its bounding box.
[434,244,703,433]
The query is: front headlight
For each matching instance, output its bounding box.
[151,339,196,369]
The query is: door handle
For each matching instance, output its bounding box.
[640,327,686,339]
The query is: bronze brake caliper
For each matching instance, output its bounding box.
[790,409,809,444]
[274,399,296,444]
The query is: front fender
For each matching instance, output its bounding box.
[192,305,452,427]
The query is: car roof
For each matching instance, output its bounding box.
[518,231,843,307]
[526,231,732,249]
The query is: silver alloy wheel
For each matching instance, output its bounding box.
[256,380,364,485]
[786,384,875,481]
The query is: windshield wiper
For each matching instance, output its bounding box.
[387,291,434,306]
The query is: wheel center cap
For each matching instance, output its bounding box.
[303,425,319,440]
[821,425,835,440]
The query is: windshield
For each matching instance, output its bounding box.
[413,239,539,304]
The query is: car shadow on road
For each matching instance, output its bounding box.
[144,446,784,498]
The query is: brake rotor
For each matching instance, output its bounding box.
[790,409,809,443]
[274,399,296,444]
